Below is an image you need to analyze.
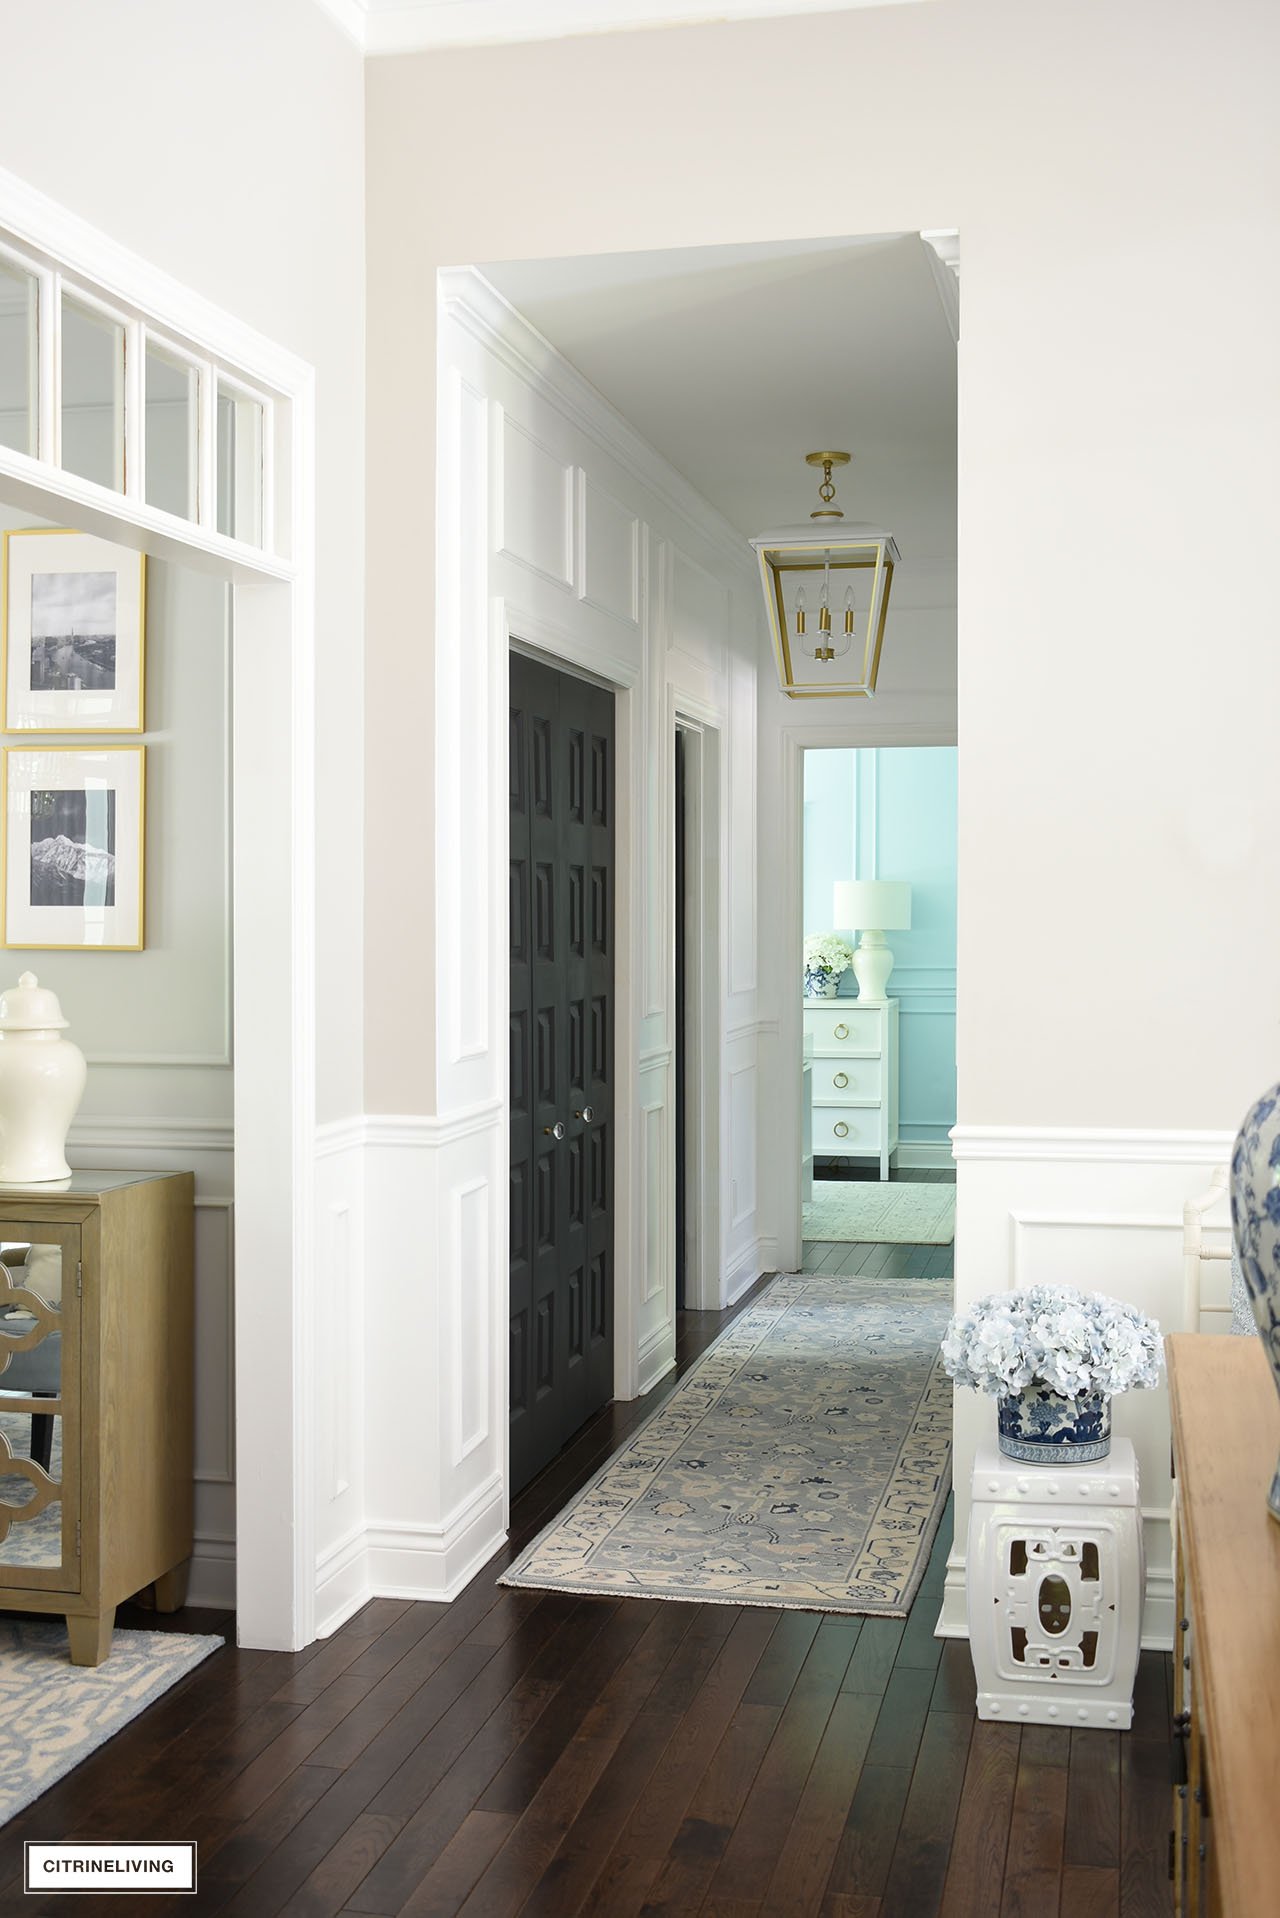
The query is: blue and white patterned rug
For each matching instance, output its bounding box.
[0,1619,222,1823]
[502,1272,952,1615]
[803,1179,955,1246]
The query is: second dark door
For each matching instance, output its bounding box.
[509,650,615,1495]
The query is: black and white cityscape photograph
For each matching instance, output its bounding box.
[29,788,116,908]
[28,570,117,691]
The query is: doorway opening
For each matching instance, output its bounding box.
[800,742,957,1266]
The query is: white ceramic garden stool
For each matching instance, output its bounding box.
[966,1437,1144,1730]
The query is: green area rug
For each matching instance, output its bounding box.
[503,1271,952,1616]
[804,1178,955,1246]
[0,1620,222,1823]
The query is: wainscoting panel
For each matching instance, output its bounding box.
[316,1111,507,1632]
[941,1127,1236,1652]
[452,1177,492,1467]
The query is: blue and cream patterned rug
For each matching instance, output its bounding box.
[502,1271,952,1615]
[0,1619,222,1823]
[803,1179,955,1246]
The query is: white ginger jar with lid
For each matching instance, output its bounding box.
[0,973,86,1182]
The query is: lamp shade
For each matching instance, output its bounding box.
[833,879,912,932]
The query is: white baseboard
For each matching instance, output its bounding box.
[187,1533,236,1611]
[1142,1566,1175,1652]
[724,1239,765,1306]
[365,1472,506,1603]
[896,1142,955,1171]
[637,1324,675,1397]
[314,1522,373,1639]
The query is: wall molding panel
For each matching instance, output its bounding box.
[578,470,641,626]
[939,1132,1232,1653]
[497,412,574,591]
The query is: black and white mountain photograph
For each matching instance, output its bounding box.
[29,788,116,908]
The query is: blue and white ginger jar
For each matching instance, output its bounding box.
[1229,1083,1280,1521]
[997,1387,1111,1464]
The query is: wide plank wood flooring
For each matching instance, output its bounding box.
[0,1228,1173,1916]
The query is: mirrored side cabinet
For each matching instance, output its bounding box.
[0,1170,193,1665]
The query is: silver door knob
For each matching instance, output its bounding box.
[833,1072,849,1089]
[834,1023,849,1040]
[544,1121,566,1141]
[834,1122,850,1138]
[575,1105,595,1124]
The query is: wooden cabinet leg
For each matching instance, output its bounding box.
[152,1560,191,1614]
[66,1609,115,1667]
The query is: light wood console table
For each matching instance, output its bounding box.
[0,1171,194,1665]
[1167,1333,1280,1917]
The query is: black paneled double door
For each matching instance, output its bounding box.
[509,651,615,1495]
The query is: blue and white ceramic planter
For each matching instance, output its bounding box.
[804,969,840,998]
[1229,1083,1280,1522]
[997,1387,1112,1464]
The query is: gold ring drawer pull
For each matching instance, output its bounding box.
[833,1072,849,1089]
[834,1122,850,1138]
[834,1023,850,1040]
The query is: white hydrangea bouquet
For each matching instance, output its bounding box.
[803,932,854,998]
[942,1284,1163,1462]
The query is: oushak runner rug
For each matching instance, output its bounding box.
[0,1619,222,1822]
[803,1178,956,1246]
[502,1271,952,1616]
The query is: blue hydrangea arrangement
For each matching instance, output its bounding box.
[942,1285,1163,1401]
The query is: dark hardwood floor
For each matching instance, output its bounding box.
[0,1229,1174,1917]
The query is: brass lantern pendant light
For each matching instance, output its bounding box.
[752,450,900,698]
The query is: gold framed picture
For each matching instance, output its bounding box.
[2,528,146,734]
[2,745,145,951]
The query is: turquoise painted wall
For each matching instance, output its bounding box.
[803,746,957,1150]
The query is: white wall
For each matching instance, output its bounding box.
[367,0,1279,1643]
[0,0,366,1125]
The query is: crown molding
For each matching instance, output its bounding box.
[919,230,960,344]
[312,0,925,56]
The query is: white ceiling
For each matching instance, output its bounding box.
[315,0,925,57]
[482,233,957,568]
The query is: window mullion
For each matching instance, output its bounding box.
[123,316,144,500]
[40,268,59,466]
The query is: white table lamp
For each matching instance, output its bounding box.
[833,879,912,1002]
